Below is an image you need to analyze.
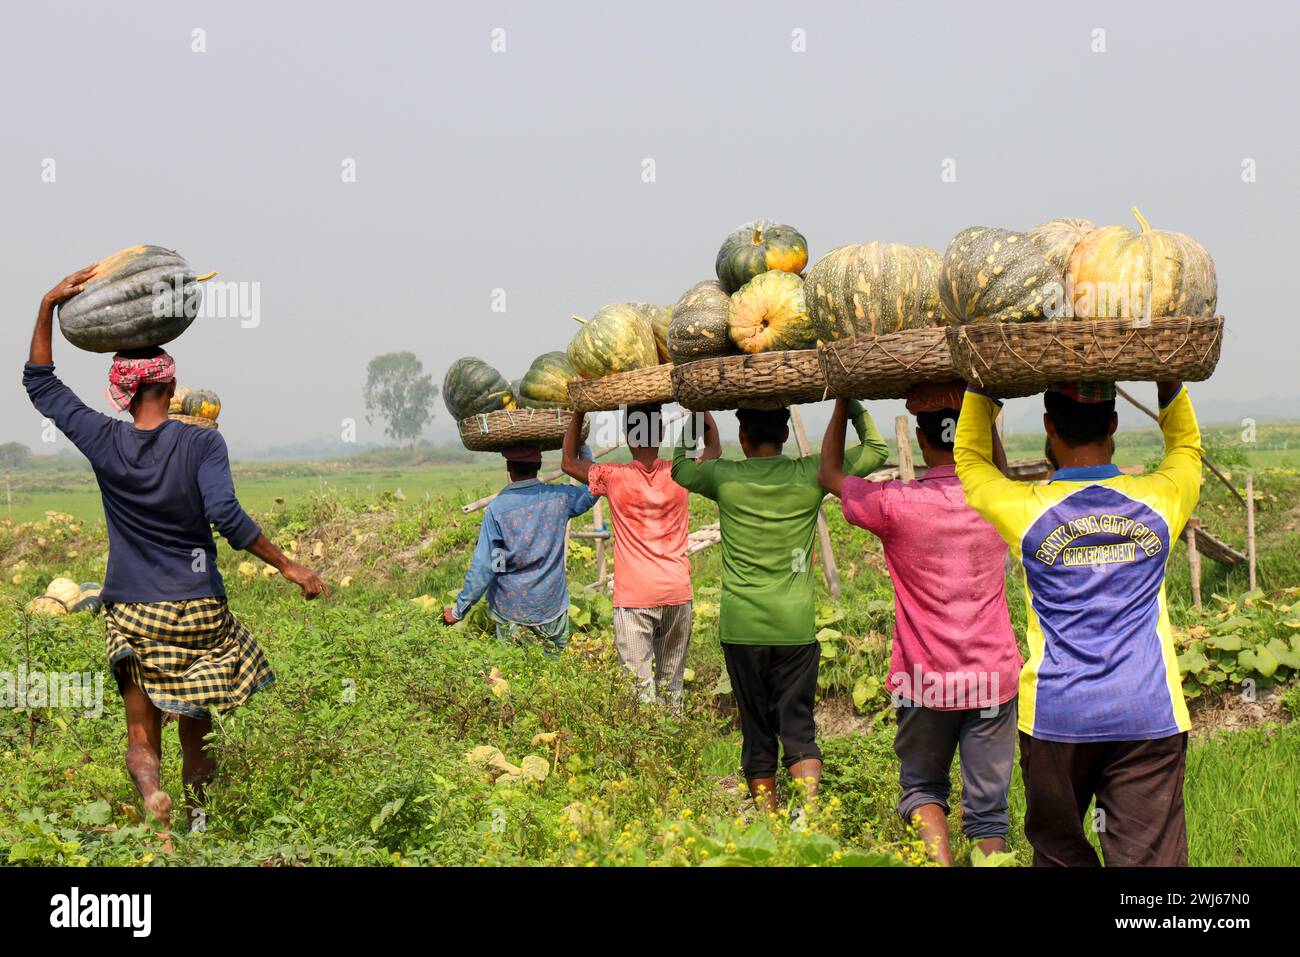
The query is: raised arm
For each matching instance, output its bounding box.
[671,411,722,498]
[818,398,852,497]
[560,413,592,483]
[1152,381,1202,530]
[29,265,96,365]
[954,389,1033,539]
[840,399,889,478]
[698,411,722,461]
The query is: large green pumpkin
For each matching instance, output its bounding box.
[443,357,515,420]
[728,271,816,354]
[715,220,809,294]
[939,226,1057,323]
[631,302,674,364]
[667,280,735,362]
[1026,217,1097,275]
[57,245,214,353]
[566,303,659,378]
[517,351,580,408]
[1066,207,1217,319]
[805,242,944,342]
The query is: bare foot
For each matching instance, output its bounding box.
[143,788,172,826]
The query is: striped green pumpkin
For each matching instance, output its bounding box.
[1026,218,1097,275]
[939,226,1057,323]
[566,303,659,378]
[517,351,580,408]
[715,220,809,294]
[667,280,736,362]
[805,242,944,342]
[443,357,514,420]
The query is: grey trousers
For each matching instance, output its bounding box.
[894,696,1018,841]
[611,602,692,708]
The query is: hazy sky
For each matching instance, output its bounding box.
[4,0,1297,457]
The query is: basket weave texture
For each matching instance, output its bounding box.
[947,316,1224,398]
[671,349,826,411]
[819,328,956,400]
[458,407,587,452]
[168,414,218,430]
[566,364,674,413]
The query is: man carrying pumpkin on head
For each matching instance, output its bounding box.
[443,443,597,653]
[820,381,1022,865]
[561,404,721,709]
[954,379,1202,867]
[673,400,888,811]
[24,265,328,847]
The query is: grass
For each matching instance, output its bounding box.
[1,432,1297,866]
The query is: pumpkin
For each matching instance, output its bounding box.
[180,388,221,420]
[1026,218,1097,275]
[566,303,659,378]
[72,582,104,615]
[25,596,68,617]
[667,280,736,362]
[57,245,215,353]
[715,220,809,294]
[1066,207,1217,320]
[805,242,944,342]
[517,352,580,408]
[939,226,1057,323]
[728,271,817,354]
[443,357,515,420]
[632,302,674,364]
[169,385,190,414]
[44,577,82,606]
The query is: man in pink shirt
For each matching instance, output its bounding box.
[562,404,720,708]
[819,382,1022,864]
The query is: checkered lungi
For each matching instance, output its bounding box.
[105,598,275,719]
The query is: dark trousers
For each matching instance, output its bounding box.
[1019,731,1189,867]
[723,642,822,780]
[894,698,1018,840]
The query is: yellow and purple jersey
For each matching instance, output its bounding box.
[954,387,1202,743]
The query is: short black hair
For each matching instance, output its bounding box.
[117,346,166,360]
[135,381,172,402]
[1044,390,1116,445]
[624,403,662,449]
[915,408,959,452]
[736,407,790,446]
[506,461,540,478]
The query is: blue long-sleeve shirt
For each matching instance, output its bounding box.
[454,478,597,625]
[23,363,261,603]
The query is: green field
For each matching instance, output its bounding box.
[1,425,1298,866]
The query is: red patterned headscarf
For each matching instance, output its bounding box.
[106,351,176,412]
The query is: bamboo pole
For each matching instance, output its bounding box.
[894,416,915,482]
[789,406,841,599]
[1115,386,1245,508]
[1246,472,1257,590]
[1185,517,1203,613]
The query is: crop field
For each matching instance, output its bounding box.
[2,431,1299,867]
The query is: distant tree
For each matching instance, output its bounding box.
[0,442,31,470]
[363,352,437,449]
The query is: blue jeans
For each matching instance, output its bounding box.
[488,608,569,656]
[894,696,1018,841]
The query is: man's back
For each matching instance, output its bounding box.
[840,466,1020,710]
[955,387,1202,742]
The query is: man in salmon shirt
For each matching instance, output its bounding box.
[820,382,1022,865]
[562,404,720,708]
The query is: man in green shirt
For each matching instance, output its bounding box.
[672,399,888,809]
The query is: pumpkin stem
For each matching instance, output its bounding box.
[571,315,587,325]
[195,271,218,282]
[751,225,764,245]
[1130,207,1152,234]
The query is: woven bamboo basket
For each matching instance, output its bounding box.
[566,364,674,413]
[819,328,957,400]
[458,407,588,452]
[947,316,1224,398]
[671,349,826,411]
[168,414,218,430]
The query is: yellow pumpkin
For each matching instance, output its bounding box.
[169,385,190,414]
[728,271,817,354]
[1066,207,1217,320]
